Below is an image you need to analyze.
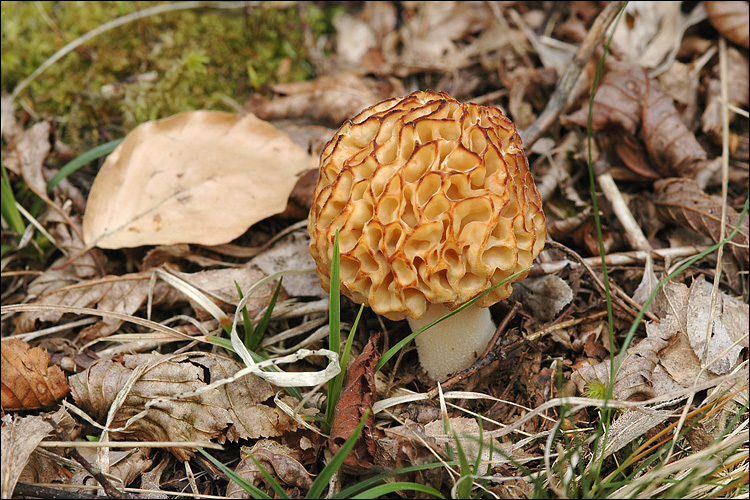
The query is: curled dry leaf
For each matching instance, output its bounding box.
[69,352,299,461]
[1,339,70,410]
[328,334,381,474]
[15,271,176,344]
[71,448,152,492]
[82,111,314,249]
[0,408,72,498]
[685,276,747,375]
[701,47,750,140]
[571,317,678,401]
[227,440,312,498]
[509,275,573,323]
[705,0,750,48]
[247,72,403,127]
[563,61,707,177]
[654,177,749,267]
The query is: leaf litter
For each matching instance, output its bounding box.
[1,1,748,498]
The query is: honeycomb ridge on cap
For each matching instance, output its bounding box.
[308,90,546,321]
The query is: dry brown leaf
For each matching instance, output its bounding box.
[571,316,678,401]
[654,177,749,267]
[701,47,750,140]
[227,440,312,498]
[392,1,494,76]
[1,339,70,410]
[0,408,71,498]
[705,0,750,48]
[13,120,53,204]
[685,276,748,375]
[82,111,314,249]
[611,2,684,69]
[69,352,299,461]
[595,409,672,461]
[71,448,152,492]
[250,231,326,299]
[15,271,176,343]
[563,61,707,177]
[170,265,280,318]
[247,72,402,126]
[508,275,573,323]
[328,334,380,474]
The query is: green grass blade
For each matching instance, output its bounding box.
[328,229,341,356]
[452,428,474,499]
[324,230,342,432]
[46,138,123,192]
[376,265,531,373]
[249,277,283,350]
[1,160,25,234]
[307,410,369,499]
[352,482,445,499]
[324,303,364,432]
[234,281,254,346]
[197,448,271,499]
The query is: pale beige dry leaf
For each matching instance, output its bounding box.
[15,271,175,341]
[227,440,312,498]
[139,457,170,499]
[333,12,377,68]
[654,177,749,271]
[247,72,402,127]
[571,316,678,401]
[393,1,494,76]
[0,407,71,498]
[612,2,683,68]
[170,265,279,318]
[70,448,151,492]
[17,448,74,486]
[509,275,573,323]
[423,417,511,474]
[82,111,314,249]
[597,409,673,461]
[705,0,750,48]
[701,47,750,139]
[250,231,326,299]
[69,352,299,461]
[685,276,748,375]
[15,120,53,203]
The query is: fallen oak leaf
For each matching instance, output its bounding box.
[1,339,70,410]
[328,333,381,474]
[226,440,312,498]
[82,111,315,249]
[69,352,299,461]
[563,60,707,177]
[654,177,749,267]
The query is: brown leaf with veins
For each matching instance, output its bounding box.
[571,318,677,401]
[563,60,707,177]
[15,271,175,344]
[705,1,750,48]
[1,339,70,410]
[654,177,749,267]
[328,334,381,474]
[227,440,312,498]
[69,352,299,461]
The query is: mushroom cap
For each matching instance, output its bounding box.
[308,90,546,321]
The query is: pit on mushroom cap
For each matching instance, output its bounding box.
[308,90,546,381]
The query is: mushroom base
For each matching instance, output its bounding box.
[408,304,496,381]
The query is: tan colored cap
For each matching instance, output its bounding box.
[308,90,546,321]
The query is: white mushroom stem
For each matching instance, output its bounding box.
[407,303,497,381]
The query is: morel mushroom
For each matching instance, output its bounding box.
[308,90,546,381]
